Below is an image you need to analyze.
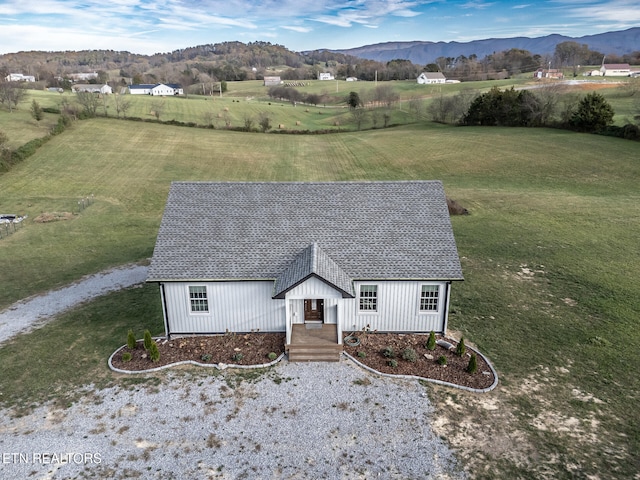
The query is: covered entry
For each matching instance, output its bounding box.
[304,299,324,323]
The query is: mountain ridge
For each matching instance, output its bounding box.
[331,28,640,64]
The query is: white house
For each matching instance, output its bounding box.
[417,72,446,84]
[147,181,463,360]
[72,84,113,94]
[600,63,631,76]
[128,83,183,95]
[68,72,98,82]
[534,68,564,79]
[5,73,35,82]
[263,76,281,86]
[318,72,334,80]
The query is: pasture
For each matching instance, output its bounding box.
[0,105,639,477]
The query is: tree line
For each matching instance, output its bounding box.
[3,40,639,94]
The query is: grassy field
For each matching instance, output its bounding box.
[4,77,637,146]
[0,114,639,478]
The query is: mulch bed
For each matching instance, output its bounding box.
[110,331,496,391]
[110,333,286,371]
[342,332,495,390]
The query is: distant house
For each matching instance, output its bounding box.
[72,84,113,94]
[5,73,35,82]
[534,68,564,79]
[318,72,334,81]
[147,181,463,361]
[128,83,183,95]
[417,72,446,84]
[600,63,631,76]
[68,72,98,82]
[263,76,281,86]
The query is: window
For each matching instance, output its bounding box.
[359,285,378,312]
[420,285,439,312]
[189,286,209,313]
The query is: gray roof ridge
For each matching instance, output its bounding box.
[170,180,442,185]
[273,242,355,299]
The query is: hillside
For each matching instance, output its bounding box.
[334,27,640,64]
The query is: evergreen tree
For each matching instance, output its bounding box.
[569,92,615,132]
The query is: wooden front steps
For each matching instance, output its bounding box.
[287,324,343,362]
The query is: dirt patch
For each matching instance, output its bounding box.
[111,333,286,371]
[33,212,75,223]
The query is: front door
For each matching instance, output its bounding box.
[304,299,324,323]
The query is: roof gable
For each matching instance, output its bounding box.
[147,181,463,283]
[273,242,355,298]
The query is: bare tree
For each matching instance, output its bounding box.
[151,100,165,120]
[407,96,424,118]
[258,112,272,132]
[0,82,26,112]
[202,110,215,127]
[371,84,400,108]
[222,111,232,128]
[76,91,100,117]
[243,114,255,132]
[351,108,367,130]
[111,94,131,118]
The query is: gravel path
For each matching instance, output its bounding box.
[0,264,148,345]
[0,361,466,479]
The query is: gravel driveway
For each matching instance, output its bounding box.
[0,264,465,479]
[0,263,148,345]
[0,361,465,479]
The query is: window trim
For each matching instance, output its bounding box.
[188,285,209,314]
[419,284,440,313]
[359,284,378,313]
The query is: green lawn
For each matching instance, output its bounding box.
[0,116,639,478]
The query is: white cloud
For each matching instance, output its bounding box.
[282,25,313,33]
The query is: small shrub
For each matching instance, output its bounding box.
[143,330,153,351]
[127,329,137,350]
[232,352,243,362]
[426,331,436,350]
[402,348,417,363]
[149,341,160,362]
[467,353,478,374]
[387,359,398,368]
[437,355,447,365]
[456,337,466,357]
[357,351,367,358]
[267,352,278,361]
[201,354,212,362]
[121,352,132,362]
[382,346,395,358]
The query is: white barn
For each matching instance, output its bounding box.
[72,84,113,94]
[147,181,463,360]
[600,63,632,76]
[128,83,183,95]
[417,72,446,84]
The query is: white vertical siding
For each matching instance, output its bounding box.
[342,281,448,333]
[161,279,449,336]
[285,276,344,299]
[162,281,285,334]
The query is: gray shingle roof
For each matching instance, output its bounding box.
[273,242,355,298]
[147,181,463,284]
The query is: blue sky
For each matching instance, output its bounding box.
[0,0,638,55]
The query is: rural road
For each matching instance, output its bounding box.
[0,263,148,345]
